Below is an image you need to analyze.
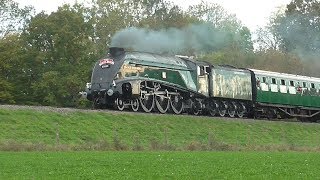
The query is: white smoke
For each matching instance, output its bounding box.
[111,23,231,54]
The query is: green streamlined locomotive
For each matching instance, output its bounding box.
[82,47,320,122]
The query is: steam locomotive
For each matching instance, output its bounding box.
[82,47,320,122]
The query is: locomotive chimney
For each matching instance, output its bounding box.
[109,47,125,57]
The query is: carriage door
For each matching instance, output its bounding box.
[197,65,210,96]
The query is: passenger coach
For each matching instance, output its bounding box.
[251,69,320,121]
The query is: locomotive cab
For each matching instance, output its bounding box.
[197,64,211,96]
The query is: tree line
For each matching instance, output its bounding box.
[0,0,319,107]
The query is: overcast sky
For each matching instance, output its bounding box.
[14,0,291,31]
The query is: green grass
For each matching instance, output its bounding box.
[1,108,320,150]
[1,151,319,179]
[1,108,320,178]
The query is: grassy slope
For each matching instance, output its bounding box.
[1,108,320,150]
[1,152,319,179]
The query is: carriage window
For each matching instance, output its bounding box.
[271,78,276,84]
[303,82,306,88]
[262,77,266,83]
[290,81,294,86]
[281,79,285,85]
[311,83,315,89]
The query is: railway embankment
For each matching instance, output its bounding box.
[1,105,320,151]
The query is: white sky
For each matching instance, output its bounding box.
[14,0,291,31]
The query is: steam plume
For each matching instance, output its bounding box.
[110,23,231,55]
[276,13,320,76]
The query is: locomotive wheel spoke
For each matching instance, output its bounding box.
[208,101,218,117]
[218,101,227,117]
[236,110,244,118]
[92,98,100,109]
[227,102,236,118]
[131,98,139,112]
[115,98,125,111]
[209,109,217,116]
[155,95,170,114]
[236,103,246,118]
[192,109,200,116]
[170,94,183,114]
[190,100,201,116]
[139,94,155,113]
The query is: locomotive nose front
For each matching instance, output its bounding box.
[87,47,126,102]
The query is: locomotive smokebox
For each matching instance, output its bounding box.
[109,47,125,57]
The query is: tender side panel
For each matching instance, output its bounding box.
[252,69,320,108]
[198,75,209,96]
[211,67,253,100]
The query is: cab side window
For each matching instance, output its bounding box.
[198,66,205,76]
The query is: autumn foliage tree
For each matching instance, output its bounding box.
[22,5,98,106]
[255,0,320,77]
[0,0,32,103]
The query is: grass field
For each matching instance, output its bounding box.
[1,107,320,151]
[1,107,320,179]
[1,151,319,179]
